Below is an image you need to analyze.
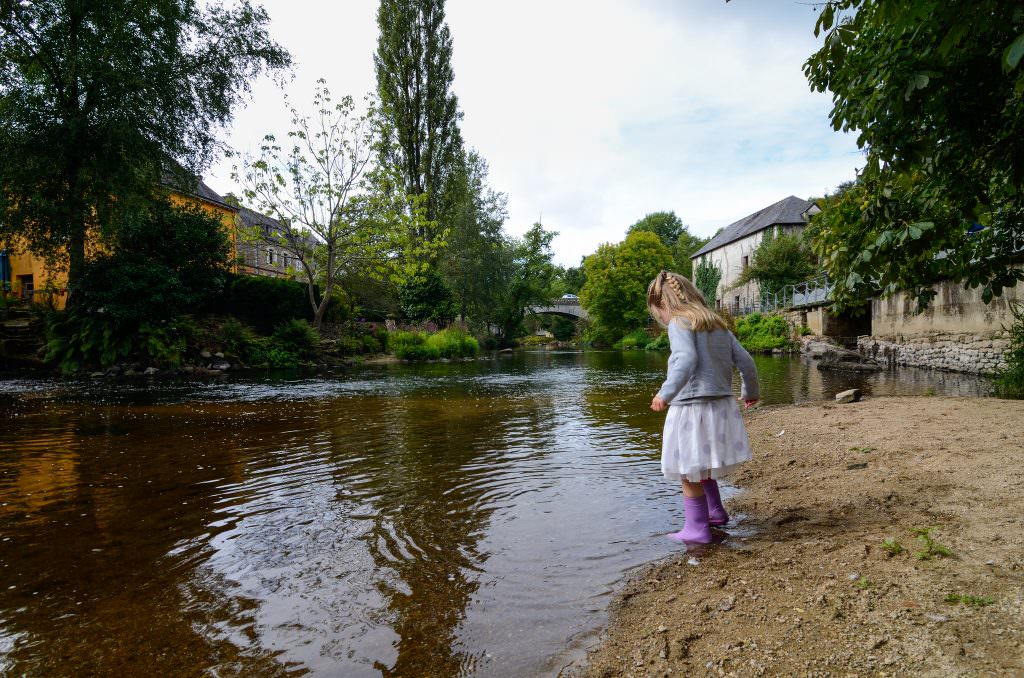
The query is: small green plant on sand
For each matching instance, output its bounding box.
[850,446,876,453]
[855,576,873,590]
[912,527,952,561]
[944,593,994,607]
[881,538,904,556]
[923,386,938,397]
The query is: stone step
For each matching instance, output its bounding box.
[0,308,33,320]
[2,337,44,352]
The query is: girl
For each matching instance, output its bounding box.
[647,270,760,544]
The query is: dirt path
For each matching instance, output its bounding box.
[578,397,1024,677]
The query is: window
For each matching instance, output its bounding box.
[266,249,275,265]
[742,255,749,269]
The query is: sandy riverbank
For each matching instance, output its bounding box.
[578,396,1024,677]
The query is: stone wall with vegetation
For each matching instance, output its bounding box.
[859,279,1022,375]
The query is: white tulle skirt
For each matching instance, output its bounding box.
[661,396,753,482]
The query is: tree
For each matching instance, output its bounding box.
[440,149,507,325]
[487,224,558,342]
[579,231,673,340]
[233,81,440,328]
[561,262,587,295]
[626,211,707,277]
[627,212,685,248]
[672,231,709,278]
[46,200,231,371]
[0,0,290,301]
[374,0,463,228]
[804,0,1024,309]
[398,268,456,323]
[76,201,231,324]
[693,257,722,307]
[733,230,818,300]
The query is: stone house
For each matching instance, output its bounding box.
[235,206,313,280]
[0,174,239,309]
[690,195,820,313]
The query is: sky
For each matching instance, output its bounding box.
[206,0,864,267]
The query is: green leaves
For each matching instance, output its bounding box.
[0,0,290,292]
[580,231,673,339]
[1004,32,1024,72]
[732,231,818,300]
[804,0,1024,312]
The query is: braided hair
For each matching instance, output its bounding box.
[647,270,727,332]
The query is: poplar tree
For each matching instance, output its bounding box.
[0,1,290,302]
[374,0,463,227]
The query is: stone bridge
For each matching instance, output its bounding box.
[530,298,589,320]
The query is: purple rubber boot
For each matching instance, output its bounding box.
[667,496,713,544]
[702,479,729,527]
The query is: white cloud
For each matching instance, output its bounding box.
[207,0,862,267]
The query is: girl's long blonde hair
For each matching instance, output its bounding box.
[646,270,728,332]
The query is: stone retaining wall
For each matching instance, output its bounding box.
[857,277,1022,375]
[858,332,1010,375]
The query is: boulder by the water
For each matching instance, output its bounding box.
[812,342,882,372]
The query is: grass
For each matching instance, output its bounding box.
[850,446,877,453]
[881,537,904,556]
[912,526,953,561]
[944,593,994,607]
[390,328,479,361]
[855,576,873,590]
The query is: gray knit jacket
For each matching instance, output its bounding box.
[656,318,760,405]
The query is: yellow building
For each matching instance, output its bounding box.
[0,176,239,310]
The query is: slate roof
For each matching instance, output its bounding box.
[237,205,284,233]
[691,195,816,258]
[160,169,237,212]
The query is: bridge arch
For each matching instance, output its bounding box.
[529,300,589,321]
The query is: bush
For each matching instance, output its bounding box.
[238,336,300,368]
[45,314,189,372]
[798,324,813,336]
[614,328,650,350]
[994,302,1024,399]
[220,317,260,358]
[215,274,310,333]
[390,328,479,361]
[272,319,320,360]
[645,331,670,351]
[75,200,231,327]
[397,270,456,323]
[734,312,793,352]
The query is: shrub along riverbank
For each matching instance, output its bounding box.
[603,311,798,354]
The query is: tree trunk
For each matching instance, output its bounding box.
[306,278,320,327]
[313,295,327,330]
[65,216,86,309]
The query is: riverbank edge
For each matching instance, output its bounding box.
[573,396,1024,677]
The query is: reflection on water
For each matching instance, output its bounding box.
[0,353,990,676]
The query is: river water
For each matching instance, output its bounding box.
[0,352,989,676]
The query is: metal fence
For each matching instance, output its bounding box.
[759,275,833,314]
